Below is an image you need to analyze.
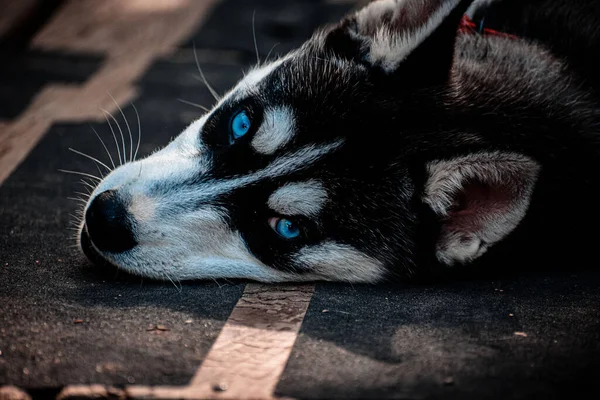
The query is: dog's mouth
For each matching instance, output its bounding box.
[79,225,118,269]
[80,226,160,282]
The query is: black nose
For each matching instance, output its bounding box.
[85,190,137,253]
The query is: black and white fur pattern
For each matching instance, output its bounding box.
[78,0,600,283]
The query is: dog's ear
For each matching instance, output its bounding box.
[324,0,472,84]
[422,152,540,266]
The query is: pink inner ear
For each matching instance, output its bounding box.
[425,152,540,264]
[447,181,513,233]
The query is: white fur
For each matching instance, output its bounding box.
[140,141,343,206]
[95,206,283,281]
[436,232,488,266]
[466,0,497,18]
[128,193,156,223]
[89,116,210,203]
[226,55,293,102]
[251,107,296,155]
[294,242,386,283]
[268,180,328,217]
[355,0,462,72]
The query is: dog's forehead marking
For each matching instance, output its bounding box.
[268,180,328,218]
[173,140,343,201]
[251,107,296,155]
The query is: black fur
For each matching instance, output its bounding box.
[81,0,600,283]
[236,0,600,280]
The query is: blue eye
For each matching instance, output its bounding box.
[269,217,301,240]
[230,110,251,139]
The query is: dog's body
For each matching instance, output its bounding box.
[79,0,600,283]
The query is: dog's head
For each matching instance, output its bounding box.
[79,0,540,283]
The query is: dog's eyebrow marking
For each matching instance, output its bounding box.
[252,107,296,155]
[268,180,328,217]
[225,53,294,102]
[177,140,343,201]
[239,60,284,92]
[294,242,385,283]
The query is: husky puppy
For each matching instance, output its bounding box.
[79,0,600,283]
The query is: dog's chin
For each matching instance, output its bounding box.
[79,227,108,265]
[79,227,171,282]
[79,226,136,280]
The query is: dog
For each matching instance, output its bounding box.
[78,0,600,283]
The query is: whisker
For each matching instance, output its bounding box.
[211,278,225,289]
[177,98,210,112]
[69,213,83,220]
[108,92,134,163]
[67,197,88,204]
[59,169,102,181]
[74,191,90,199]
[95,163,105,178]
[265,42,280,63]
[102,109,127,166]
[252,10,260,66]
[89,125,116,170]
[163,271,182,293]
[132,103,142,161]
[79,180,96,191]
[174,278,183,293]
[68,148,112,172]
[102,110,123,166]
[79,179,96,191]
[193,43,221,102]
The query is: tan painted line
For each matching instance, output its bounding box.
[0,385,32,400]
[0,0,217,186]
[56,284,315,400]
[56,385,126,400]
[186,283,314,399]
[57,385,298,400]
[3,2,319,399]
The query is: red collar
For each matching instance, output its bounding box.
[459,15,518,39]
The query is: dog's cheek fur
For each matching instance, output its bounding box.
[301,170,420,281]
[293,242,386,282]
[102,204,297,282]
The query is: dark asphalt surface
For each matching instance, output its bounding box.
[1,1,600,398]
